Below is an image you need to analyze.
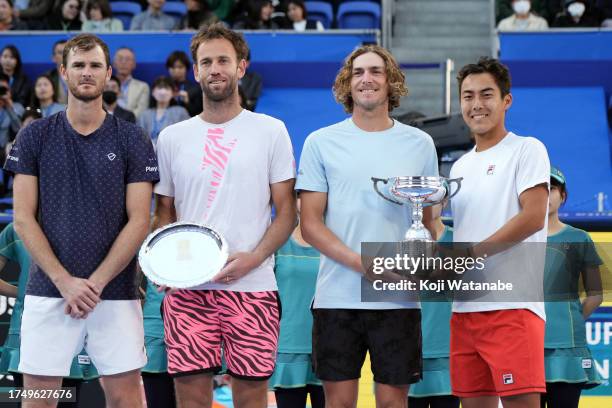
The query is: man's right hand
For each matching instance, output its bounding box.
[56,276,101,319]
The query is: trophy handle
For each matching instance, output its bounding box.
[446,177,463,199]
[371,177,403,206]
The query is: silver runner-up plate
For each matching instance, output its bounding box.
[138,222,229,289]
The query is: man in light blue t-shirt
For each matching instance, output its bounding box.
[296,44,439,408]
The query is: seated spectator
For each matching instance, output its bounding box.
[287,0,323,31]
[44,40,68,104]
[29,74,65,118]
[137,76,189,145]
[44,0,82,31]
[0,73,23,193]
[496,0,562,25]
[130,0,177,30]
[599,0,612,26]
[166,50,201,116]
[103,75,136,123]
[82,0,123,32]
[13,0,53,28]
[234,0,279,29]
[0,0,28,30]
[180,0,217,30]
[498,0,548,30]
[0,45,30,106]
[238,51,262,111]
[553,0,600,27]
[112,47,150,117]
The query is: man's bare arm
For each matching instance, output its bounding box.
[472,184,549,257]
[153,194,177,230]
[300,190,364,274]
[212,178,297,282]
[13,174,100,314]
[88,182,153,290]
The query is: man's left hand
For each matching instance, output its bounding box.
[212,252,263,284]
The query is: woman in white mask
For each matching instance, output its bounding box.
[498,0,548,30]
[137,76,189,145]
[553,0,600,27]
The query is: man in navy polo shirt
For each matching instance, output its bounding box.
[5,34,159,407]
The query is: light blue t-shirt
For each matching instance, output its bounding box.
[295,118,438,309]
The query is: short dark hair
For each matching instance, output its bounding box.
[109,75,121,86]
[190,22,249,64]
[86,0,112,19]
[550,177,568,203]
[52,39,68,54]
[166,50,191,69]
[457,57,511,98]
[63,33,111,68]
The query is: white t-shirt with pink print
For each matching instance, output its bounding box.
[154,109,296,292]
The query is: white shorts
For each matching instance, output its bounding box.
[19,295,147,377]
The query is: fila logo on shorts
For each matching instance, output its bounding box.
[502,373,514,385]
[487,164,495,175]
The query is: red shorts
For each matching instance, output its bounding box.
[450,309,545,398]
[162,290,280,379]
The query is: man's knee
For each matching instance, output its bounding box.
[174,374,214,408]
[101,370,143,408]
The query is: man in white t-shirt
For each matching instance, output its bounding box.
[154,23,296,407]
[449,57,550,408]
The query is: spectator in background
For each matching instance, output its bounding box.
[234,0,279,29]
[166,50,201,116]
[0,0,28,30]
[238,50,262,111]
[12,0,53,28]
[553,0,600,27]
[0,72,23,193]
[103,75,137,123]
[498,0,549,30]
[113,47,150,117]
[287,0,323,31]
[21,106,41,128]
[29,74,65,118]
[137,76,189,145]
[44,0,82,30]
[496,0,562,25]
[82,0,123,31]
[181,0,217,30]
[45,39,68,104]
[598,0,612,26]
[0,45,30,106]
[130,0,177,30]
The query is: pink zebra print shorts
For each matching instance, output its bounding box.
[162,289,281,379]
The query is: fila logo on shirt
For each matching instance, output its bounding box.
[107,153,117,161]
[502,373,514,385]
[487,164,495,175]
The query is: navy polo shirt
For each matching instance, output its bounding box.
[4,111,160,299]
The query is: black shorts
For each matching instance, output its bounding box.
[312,308,422,385]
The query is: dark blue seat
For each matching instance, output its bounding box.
[162,2,187,19]
[110,1,142,30]
[305,1,334,29]
[337,1,381,29]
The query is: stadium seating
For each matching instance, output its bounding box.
[305,1,334,29]
[162,2,187,19]
[110,1,142,30]
[337,1,381,29]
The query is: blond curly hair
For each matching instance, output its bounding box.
[333,45,407,113]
